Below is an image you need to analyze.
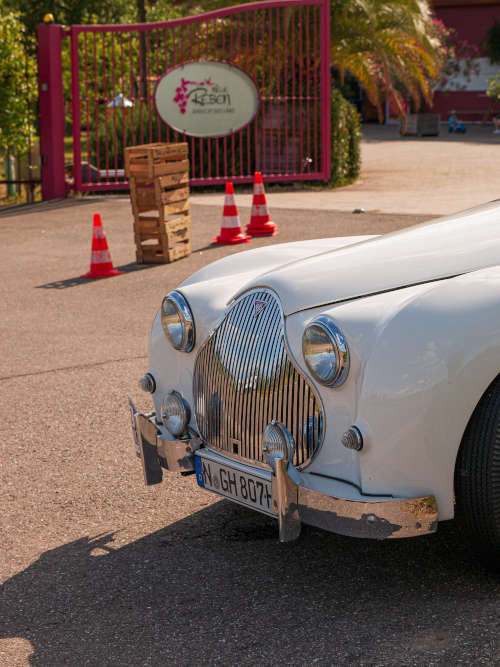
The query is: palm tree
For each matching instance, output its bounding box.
[181,0,444,123]
[331,0,444,122]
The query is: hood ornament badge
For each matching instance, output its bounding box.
[254,300,267,317]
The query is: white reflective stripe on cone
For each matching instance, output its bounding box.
[91,249,112,263]
[224,194,237,206]
[253,183,265,195]
[222,216,241,229]
[251,204,269,216]
[93,227,106,239]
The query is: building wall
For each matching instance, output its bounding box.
[435,4,500,46]
[432,3,500,120]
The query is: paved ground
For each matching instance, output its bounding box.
[1,138,500,666]
[193,124,500,215]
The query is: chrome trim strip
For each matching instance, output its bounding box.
[264,445,437,542]
[161,290,195,352]
[193,288,325,469]
[303,315,350,387]
[195,447,439,541]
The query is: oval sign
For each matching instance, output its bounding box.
[154,61,259,138]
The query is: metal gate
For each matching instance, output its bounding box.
[38,0,331,197]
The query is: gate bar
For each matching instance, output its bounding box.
[320,0,331,181]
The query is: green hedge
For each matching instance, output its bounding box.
[328,88,361,187]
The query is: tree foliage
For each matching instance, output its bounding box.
[172,0,447,121]
[331,0,444,120]
[3,0,130,35]
[3,0,186,35]
[0,9,36,156]
[483,20,500,65]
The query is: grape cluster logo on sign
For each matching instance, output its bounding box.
[154,61,259,138]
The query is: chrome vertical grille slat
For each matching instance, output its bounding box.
[193,289,324,468]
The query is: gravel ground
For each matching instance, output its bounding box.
[1,197,499,666]
[192,125,500,216]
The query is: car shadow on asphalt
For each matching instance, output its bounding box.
[35,262,159,289]
[1,503,499,666]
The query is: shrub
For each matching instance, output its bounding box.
[328,88,361,187]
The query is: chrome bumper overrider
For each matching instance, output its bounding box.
[129,403,438,542]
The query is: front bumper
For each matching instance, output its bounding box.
[129,401,438,542]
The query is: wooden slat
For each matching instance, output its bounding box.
[157,172,189,189]
[136,221,160,235]
[164,226,190,247]
[161,200,190,217]
[126,142,188,157]
[136,230,160,241]
[128,159,190,181]
[165,215,191,234]
[140,243,163,255]
[160,186,189,204]
[154,159,189,178]
[168,241,191,262]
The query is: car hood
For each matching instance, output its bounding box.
[236,200,500,315]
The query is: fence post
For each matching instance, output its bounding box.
[320,0,331,182]
[37,23,66,200]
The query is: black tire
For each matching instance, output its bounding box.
[455,375,500,569]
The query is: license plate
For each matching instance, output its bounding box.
[195,456,274,515]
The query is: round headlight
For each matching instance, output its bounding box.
[161,291,195,352]
[262,421,295,469]
[302,316,349,387]
[160,390,190,437]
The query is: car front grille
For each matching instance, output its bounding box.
[193,288,324,468]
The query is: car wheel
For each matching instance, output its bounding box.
[455,375,500,569]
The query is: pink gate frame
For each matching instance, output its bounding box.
[37,0,331,198]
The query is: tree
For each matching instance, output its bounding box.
[3,0,130,35]
[0,9,36,157]
[181,0,446,122]
[331,0,444,121]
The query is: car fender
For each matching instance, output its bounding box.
[356,265,500,519]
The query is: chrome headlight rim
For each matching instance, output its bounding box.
[161,291,195,352]
[160,389,191,437]
[302,315,350,388]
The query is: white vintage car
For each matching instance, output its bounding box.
[129,201,500,566]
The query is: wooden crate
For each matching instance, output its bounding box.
[134,213,191,264]
[129,179,190,216]
[124,142,189,182]
[125,142,191,264]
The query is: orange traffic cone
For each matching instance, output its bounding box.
[81,213,124,279]
[246,172,277,237]
[212,183,251,245]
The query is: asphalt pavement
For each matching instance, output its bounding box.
[1,195,499,666]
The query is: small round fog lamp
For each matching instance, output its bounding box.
[161,390,190,437]
[341,426,363,451]
[138,373,156,394]
[262,420,295,469]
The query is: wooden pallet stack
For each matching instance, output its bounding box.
[124,143,190,264]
